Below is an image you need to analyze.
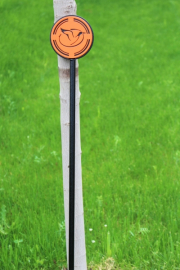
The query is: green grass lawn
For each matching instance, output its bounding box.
[1,0,180,269]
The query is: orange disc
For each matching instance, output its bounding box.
[50,15,94,59]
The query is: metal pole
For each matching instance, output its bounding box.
[69,59,76,270]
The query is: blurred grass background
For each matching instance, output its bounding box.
[1,0,180,269]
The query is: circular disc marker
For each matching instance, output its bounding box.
[50,15,94,59]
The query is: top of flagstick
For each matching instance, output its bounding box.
[50,15,94,59]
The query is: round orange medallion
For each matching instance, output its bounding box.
[50,15,94,59]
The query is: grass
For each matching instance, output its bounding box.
[1,0,180,269]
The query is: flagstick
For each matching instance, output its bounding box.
[50,15,93,270]
[69,59,76,270]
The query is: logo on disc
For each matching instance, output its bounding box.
[50,15,94,59]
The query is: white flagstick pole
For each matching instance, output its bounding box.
[51,4,93,268]
[52,2,87,268]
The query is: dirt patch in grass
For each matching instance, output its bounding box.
[62,258,118,270]
[88,257,120,270]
